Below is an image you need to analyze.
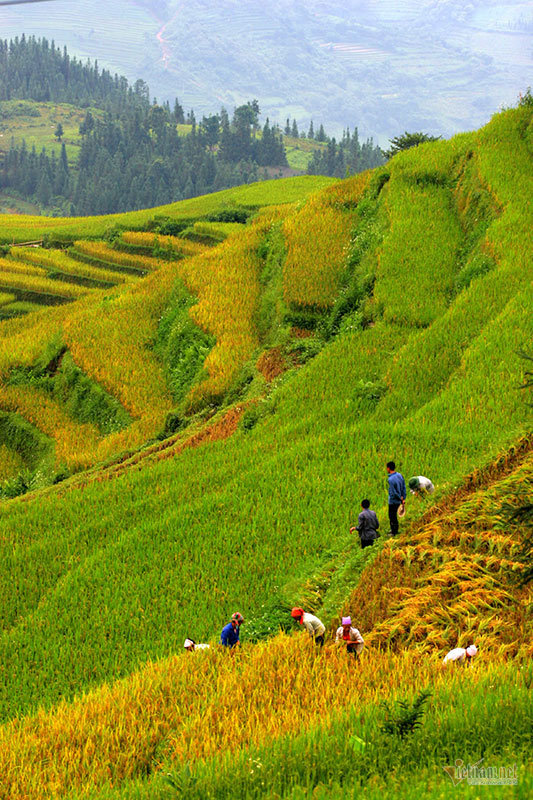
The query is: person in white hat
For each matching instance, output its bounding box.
[443,644,477,665]
[335,616,365,656]
[409,476,435,496]
[184,638,210,652]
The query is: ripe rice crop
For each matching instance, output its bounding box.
[61,265,177,455]
[185,221,244,242]
[0,278,173,470]
[8,248,132,286]
[0,256,47,278]
[0,634,528,800]
[1,301,43,315]
[0,176,336,243]
[175,211,282,410]
[0,640,449,799]
[72,241,162,272]
[0,267,86,300]
[0,384,101,470]
[0,301,77,377]
[347,445,533,657]
[283,171,372,309]
[120,230,206,258]
[195,221,245,238]
[0,108,530,792]
[0,292,15,306]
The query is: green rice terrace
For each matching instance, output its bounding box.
[0,105,531,799]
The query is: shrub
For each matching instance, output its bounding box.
[206,207,252,224]
[381,690,432,739]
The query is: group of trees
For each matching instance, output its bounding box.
[0,36,388,215]
[2,140,70,209]
[0,39,289,214]
[1,101,288,215]
[307,128,384,177]
[0,35,149,111]
[284,116,327,142]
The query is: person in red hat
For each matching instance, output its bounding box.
[291,607,326,646]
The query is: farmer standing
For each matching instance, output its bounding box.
[350,499,380,548]
[335,616,365,656]
[291,607,326,646]
[220,612,244,649]
[386,461,406,537]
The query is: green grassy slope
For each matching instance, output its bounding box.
[0,106,531,730]
[0,441,531,800]
[0,100,88,163]
[0,174,335,242]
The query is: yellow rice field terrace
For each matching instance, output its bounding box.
[347,437,533,658]
[0,226,217,478]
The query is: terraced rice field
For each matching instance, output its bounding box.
[0,105,531,800]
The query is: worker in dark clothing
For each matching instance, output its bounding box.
[386,461,406,537]
[220,612,244,648]
[350,499,380,548]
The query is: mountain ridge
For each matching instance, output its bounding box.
[1,0,531,142]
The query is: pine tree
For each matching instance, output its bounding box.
[37,170,52,205]
[173,98,185,124]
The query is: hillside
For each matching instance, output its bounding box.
[0,38,384,215]
[0,99,88,160]
[0,98,327,209]
[0,102,325,173]
[0,104,531,799]
[2,0,531,142]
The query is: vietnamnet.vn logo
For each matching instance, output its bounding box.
[442,758,518,787]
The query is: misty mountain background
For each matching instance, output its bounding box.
[1,0,531,142]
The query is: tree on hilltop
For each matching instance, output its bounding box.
[383,131,440,160]
[517,87,533,107]
[79,111,94,135]
[173,98,185,124]
[234,100,260,137]
[316,123,327,142]
[200,114,221,150]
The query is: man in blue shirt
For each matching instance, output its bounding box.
[220,612,244,648]
[387,461,406,537]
